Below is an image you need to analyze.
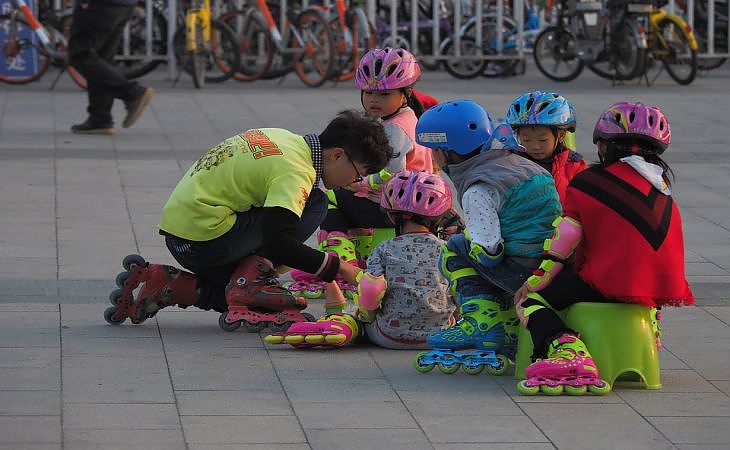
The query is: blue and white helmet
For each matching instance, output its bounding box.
[507,91,576,132]
[416,99,495,155]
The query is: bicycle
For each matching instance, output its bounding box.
[533,0,649,82]
[173,0,240,88]
[309,0,374,82]
[220,0,336,87]
[641,0,698,85]
[687,0,728,70]
[0,0,85,87]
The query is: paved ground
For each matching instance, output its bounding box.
[1,63,729,450]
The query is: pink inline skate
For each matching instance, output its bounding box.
[104,254,199,325]
[287,231,358,299]
[517,334,611,396]
[219,255,315,332]
[264,313,359,348]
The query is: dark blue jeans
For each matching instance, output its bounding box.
[164,189,328,311]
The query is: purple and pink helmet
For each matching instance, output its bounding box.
[593,102,671,153]
[380,170,451,220]
[355,47,421,91]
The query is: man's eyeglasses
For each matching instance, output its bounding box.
[345,151,364,183]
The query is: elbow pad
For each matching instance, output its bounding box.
[526,260,564,292]
[353,271,387,322]
[544,216,582,261]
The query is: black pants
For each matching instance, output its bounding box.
[163,189,329,312]
[320,189,393,232]
[526,272,617,358]
[68,3,144,125]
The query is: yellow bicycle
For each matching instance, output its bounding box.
[175,0,240,88]
[644,1,699,85]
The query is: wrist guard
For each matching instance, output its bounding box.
[526,259,564,292]
[353,271,387,323]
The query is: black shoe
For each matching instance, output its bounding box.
[123,87,155,128]
[70,120,115,135]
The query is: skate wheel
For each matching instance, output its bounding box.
[302,289,324,299]
[413,352,435,373]
[241,321,266,332]
[263,334,284,344]
[564,384,588,396]
[587,380,612,395]
[109,289,123,306]
[540,384,564,396]
[516,380,539,395]
[103,306,126,325]
[486,354,510,377]
[122,254,146,271]
[269,322,292,333]
[437,359,461,374]
[461,355,485,375]
[218,312,241,332]
[115,271,131,289]
[302,312,316,322]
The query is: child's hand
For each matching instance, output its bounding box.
[514,283,530,305]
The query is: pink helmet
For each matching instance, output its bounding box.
[355,47,421,91]
[381,170,452,219]
[593,102,671,153]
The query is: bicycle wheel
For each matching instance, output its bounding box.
[480,16,521,78]
[293,9,335,88]
[657,19,698,85]
[533,26,583,82]
[342,7,375,81]
[0,14,51,84]
[219,9,273,82]
[587,20,646,81]
[441,37,485,79]
[115,1,167,79]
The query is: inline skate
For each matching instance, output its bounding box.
[517,333,611,396]
[219,255,315,332]
[264,312,359,348]
[414,298,510,376]
[287,230,358,299]
[104,254,199,325]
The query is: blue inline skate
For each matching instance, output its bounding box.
[414,298,510,376]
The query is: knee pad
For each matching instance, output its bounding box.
[438,245,478,298]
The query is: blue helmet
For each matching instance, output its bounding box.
[491,121,522,151]
[416,99,494,155]
[507,91,576,132]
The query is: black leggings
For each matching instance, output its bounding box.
[320,189,393,232]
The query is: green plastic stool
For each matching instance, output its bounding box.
[515,302,661,389]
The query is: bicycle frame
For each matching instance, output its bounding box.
[5,0,62,58]
[254,0,306,56]
[650,8,698,50]
[186,0,211,52]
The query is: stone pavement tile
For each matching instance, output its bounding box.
[415,414,547,445]
[63,403,180,429]
[181,415,306,444]
[0,258,57,280]
[268,347,384,380]
[293,400,417,429]
[63,428,184,449]
[61,304,160,338]
[705,306,730,324]
[644,369,720,393]
[686,262,729,277]
[281,378,399,404]
[0,390,59,415]
[648,417,730,446]
[0,347,59,369]
[176,389,293,416]
[0,416,61,444]
[433,444,556,450]
[712,381,730,396]
[62,355,174,404]
[0,445,60,450]
[189,445,310,450]
[658,350,692,370]
[399,388,523,416]
[166,347,279,390]
[0,309,59,347]
[618,391,730,417]
[0,303,58,311]
[304,428,430,450]
[676,445,730,450]
[520,403,674,449]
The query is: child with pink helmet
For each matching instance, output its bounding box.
[288,48,444,306]
[514,102,694,396]
[267,170,456,349]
